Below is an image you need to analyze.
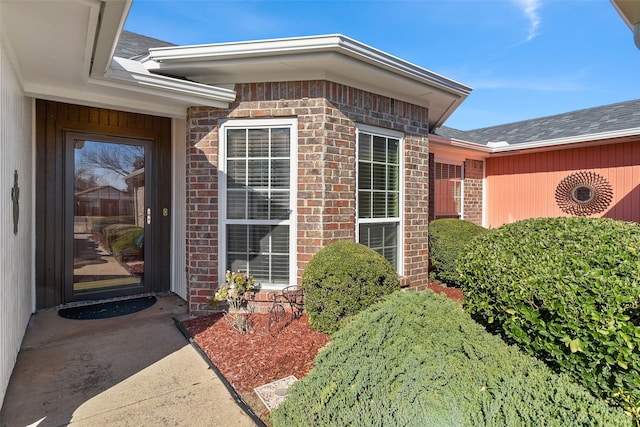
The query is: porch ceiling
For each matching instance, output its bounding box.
[0,0,233,117]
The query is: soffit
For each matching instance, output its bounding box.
[143,35,472,129]
[0,0,232,118]
[611,0,640,26]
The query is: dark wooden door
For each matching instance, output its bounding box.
[36,100,172,309]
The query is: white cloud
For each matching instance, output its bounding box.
[513,0,542,42]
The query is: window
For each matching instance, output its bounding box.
[434,162,463,219]
[220,119,296,288]
[356,125,403,273]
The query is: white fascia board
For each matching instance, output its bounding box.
[145,34,472,98]
[489,127,640,153]
[104,57,236,106]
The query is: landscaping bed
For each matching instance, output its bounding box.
[182,312,329,420]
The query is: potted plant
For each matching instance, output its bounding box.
[210,270,256,333]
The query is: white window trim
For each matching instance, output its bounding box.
[355,123,404,276]
[218,118,298,289]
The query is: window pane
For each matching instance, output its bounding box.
[227,190,246,219]
[387,192,399,217]
[271,225,290,253]
[271,159,290,188]
[227,129,246,157]
[372,193,387,218]
[249,254,270,283]
[372,135,386,162]
[272,256,289,282]
[358,162,371,190]
[373,163,386,190]
[227,225,246,253]
[271,128,290,157]
[227,159,246,188]
[247,160,269,188]
[249,225,272,253]
[248,191,269,220]
[270,191,290,220]
[388,138,399,164]
[358,133,372,161]
[358,191,371,218]
[388,165,399,191]
[247,129,269,157]
[359,223,398,269]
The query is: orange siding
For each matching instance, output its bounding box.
[485,141,640,228]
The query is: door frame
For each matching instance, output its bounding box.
[63,132,153,302]
[35,100,172,309]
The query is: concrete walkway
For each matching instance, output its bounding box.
[0,294,258,427]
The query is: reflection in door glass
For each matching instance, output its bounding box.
[73,140,145,293]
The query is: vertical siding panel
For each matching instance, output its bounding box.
[623,143,633,221]
[633,142,640,223]
[0,40,34,407]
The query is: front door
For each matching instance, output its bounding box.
[65,133,152,301]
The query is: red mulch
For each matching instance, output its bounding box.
[182,313,329,395]
[182,286,461,421]
[427,281,464,302]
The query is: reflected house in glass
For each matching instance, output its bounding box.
[74,185,134,217]
[124,168,145,227]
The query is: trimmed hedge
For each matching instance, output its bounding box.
[429,218,487,286]
[301,241,399,334]
[271,291,632,426]
[457,217,640,416]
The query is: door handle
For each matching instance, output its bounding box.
[147,207,151,225]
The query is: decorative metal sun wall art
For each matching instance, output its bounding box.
[555,171,613,216]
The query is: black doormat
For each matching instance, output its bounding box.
[58,296,157,320]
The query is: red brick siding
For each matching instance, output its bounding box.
[186,80,430,314]
[463,159,484,226]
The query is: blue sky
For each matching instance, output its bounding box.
[124,0,640,130]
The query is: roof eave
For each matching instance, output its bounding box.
[142,34,472,128]
[102,57,237,107]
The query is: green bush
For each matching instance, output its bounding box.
[102,223,139,251]
[301,241,399,334]
[428,218,487,286]
[271,291,632,426]
[110,227,143,260]
[457,217,640,416]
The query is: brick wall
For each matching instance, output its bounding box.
[186,81,430,314]
[463,159,483,226]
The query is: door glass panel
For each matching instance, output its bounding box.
[72,140,146,294]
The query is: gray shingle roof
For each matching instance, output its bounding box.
[115,30,175,59]
[436,99,640,145]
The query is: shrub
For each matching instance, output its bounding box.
[271,291,632,426]
[428,218,487,286]
[110,226,143,259]
[457,217,640,416]
[301,241,399,334]
[102,223,139,251]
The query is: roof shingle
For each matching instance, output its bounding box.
[436,99,640,145]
